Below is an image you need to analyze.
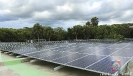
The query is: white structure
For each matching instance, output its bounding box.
[129,26,133,28]
[0,51,2,62]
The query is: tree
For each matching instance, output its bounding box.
[67,28,74,40]
[44,26,53,41]
[1,22,133,42]
[53,27,67,41]
[0,28,17,42]
[72,25,83,40]
[86,21,91,26]
[91,17,99,26]
[82,26,94,39]
[32,23,43,41]
[114,34,124,40]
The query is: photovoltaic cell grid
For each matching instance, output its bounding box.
[0,42,133,74]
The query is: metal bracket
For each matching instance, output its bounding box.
[30,59,38,63]
[54,65,65,71]
[16,55,23,58]
[4,52,10,54]
[117,62,132,76]
[9,53,14,55]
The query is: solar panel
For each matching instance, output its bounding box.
[26,51,63,58]
[65,55,106,68]
[40,52,76,61]
[0,42,133,75]
[92,48,119,55]
[111,48,133,57]
[86,56,130,74]
[53,53,89,64]
[78,48,99,54]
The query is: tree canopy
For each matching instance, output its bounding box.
[91,17,99,26]
[0,17,133,42]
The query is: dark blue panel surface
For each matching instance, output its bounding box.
[52,46,77,52]
[87,56,130,74]
[54,43,89,52]
[41,52,76,61]
[69,45,104,53]
[92,48,118,55]
[42,43,74,51]
[13,47,38,54]
[53,53,88,64]
[67,55,106,68]
[45,43,78,52]
[109,43,128,48]
[96,43,113,47]
[79,49,96,54]
[64,46,89,52]
[26,51,61,58]
[111,48,133,57]
[78,47,104,54]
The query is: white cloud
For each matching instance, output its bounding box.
[122,10,133,19]
[33,11,52,20]
[56,4,73,13]
[0,0,133,29]
[75,21,86,25]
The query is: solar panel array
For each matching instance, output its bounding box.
[0,41,133,74]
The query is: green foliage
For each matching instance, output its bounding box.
[82,26,94,39]
[0,28,17,42]
[44,26,53,41]
[67,27,74,40]
[91,17,99,26]
[114,34,124,41]
[33,23,43,40]
[86,21,91,26]
[0,21,133,42]
[53,27,67,41]
[72,25,83,40]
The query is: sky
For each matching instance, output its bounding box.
[0,0,133,29]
